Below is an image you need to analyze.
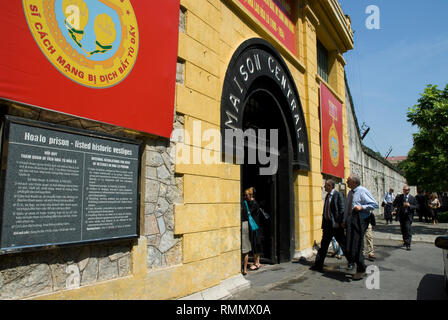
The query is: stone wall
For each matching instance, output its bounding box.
[0,241,131,299]
[345,80,415,213]
[143,114,184,270]
[349,151,411,213]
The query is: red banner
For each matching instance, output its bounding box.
[0,0,180,138]
[320,83,344,178]
[238,0,296,55]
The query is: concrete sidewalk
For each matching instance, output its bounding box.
[180,216,447,300]
[228,238,448,300]
[373,216,448,243]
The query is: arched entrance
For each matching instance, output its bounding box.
[242,87,294,263]
[220,39,310,263]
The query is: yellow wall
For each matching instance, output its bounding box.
[173,0,353,293]
[36,0,353,300]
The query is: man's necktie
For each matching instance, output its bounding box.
[325,194,330,220]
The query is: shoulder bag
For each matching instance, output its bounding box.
[244,200,259,231]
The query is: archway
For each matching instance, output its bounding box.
[220,39,310,263]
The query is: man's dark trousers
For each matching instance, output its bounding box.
[399,217,412,247]
[416,194,426,222]
[314,220,347,268]
[393,193,416,248]
[345,212,369,273]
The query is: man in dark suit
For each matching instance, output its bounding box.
[415,190,428,222]
[393,185,417,251]
[310,179,346,271]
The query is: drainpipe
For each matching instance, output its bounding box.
[361,147,365,185]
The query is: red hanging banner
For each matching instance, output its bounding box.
[0,0,180,138]
[237,0,296,55]
[320,83,345,178]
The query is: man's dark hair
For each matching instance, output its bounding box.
[326,179,336,188]
[350,174,361,187]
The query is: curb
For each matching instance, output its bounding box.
[373,231,437,244]
[179,274,251,300]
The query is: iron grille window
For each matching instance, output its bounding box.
[317,40,329,83]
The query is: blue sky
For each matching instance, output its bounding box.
[338,0,448,157]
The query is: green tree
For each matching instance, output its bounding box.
[402,84,448,191]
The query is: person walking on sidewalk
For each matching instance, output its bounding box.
[363,212,376,261]
[310,179,346,272]
[382,188,395,224]
[343,174,378,281]
[424,192,432,222]
[393,185,417,251]
[415,190,428,222]
[441,192,448,213]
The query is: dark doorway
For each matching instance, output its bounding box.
[241,85,294,264]
[220,39,310,266]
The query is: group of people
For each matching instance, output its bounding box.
[310,174,379,280]
[415,191,446,224]
[384,189,445,225]
[241,175,429,280]
[312,179,421,281]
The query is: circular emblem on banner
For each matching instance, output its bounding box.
[23,0,139,88]
[328,123,340,167]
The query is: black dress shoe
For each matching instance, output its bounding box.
[353,272,365,281]
[406,246,411,251]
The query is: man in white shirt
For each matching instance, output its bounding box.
[343,174,378,280]
[383,188,395,224]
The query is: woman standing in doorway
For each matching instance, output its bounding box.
[242,187,263,272]
[241,189,252,275]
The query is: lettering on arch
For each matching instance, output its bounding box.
[220,39,310,170]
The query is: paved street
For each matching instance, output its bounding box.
[230,219,448,300]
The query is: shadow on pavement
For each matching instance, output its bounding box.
[292,257,313,266]
[322,269,352,283]
[416,274,448,300]
[374,218,448,237]
[293,256,353,283]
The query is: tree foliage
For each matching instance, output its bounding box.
[402,84,448,191]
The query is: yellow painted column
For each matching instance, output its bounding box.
[297,5,323,250]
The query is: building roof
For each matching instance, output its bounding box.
[386,156,408,162]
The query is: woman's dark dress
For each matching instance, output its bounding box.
[241,199,263,254]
